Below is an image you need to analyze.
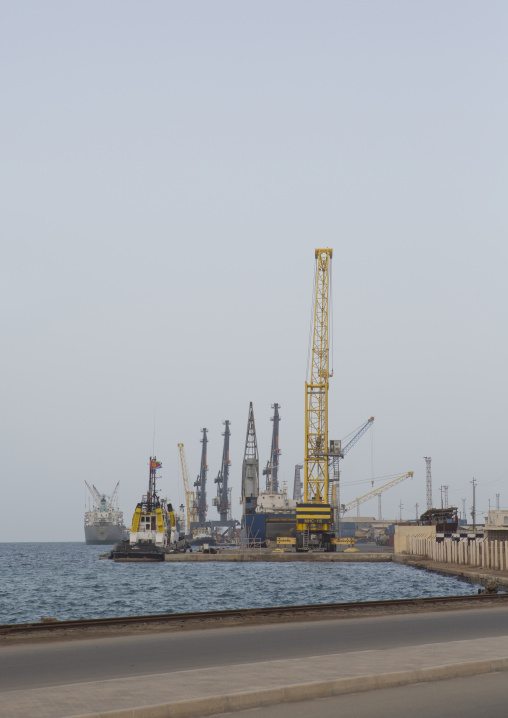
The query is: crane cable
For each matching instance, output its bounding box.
[341,472,409,487]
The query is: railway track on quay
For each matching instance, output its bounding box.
[2,593,508,638]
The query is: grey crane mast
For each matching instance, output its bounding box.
[293,464,303,501]
[214,420,231,523]
[424,456,432,510]
[241,402,259,518]
[194,428,208,526]
[263,403,281,493]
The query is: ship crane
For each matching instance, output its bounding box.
[241,402,259,520]
[85,481,102,508]
[194,428,208,526]
[178,443,197,534]
[329,416,375,525]
[340,471,414,516]
[110,481,120,509]
[336,417,375,463]
[263,403,281,493]
[214,420,232,523]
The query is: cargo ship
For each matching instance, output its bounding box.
[84,481,128,545]
[243,488,297,545]
[109,457,184,561]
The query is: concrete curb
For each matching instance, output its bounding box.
[393,555,508,590]
[70,656,508,718]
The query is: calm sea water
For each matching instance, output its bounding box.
[0,543,481,625]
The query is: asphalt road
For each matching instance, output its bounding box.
[212,672,508,718]
[3,605,508,692]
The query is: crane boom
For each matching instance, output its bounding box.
[241,402,259,518]
[341,416,375,458]
[214,420,231,522]
[178,443,197,534]
[263,403,281,493]
[85,481,102,508]
[341,471,414,515]
[110,481,120,507]
[194,428,208,526]
[329,416,375,504]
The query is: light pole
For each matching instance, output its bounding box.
[471,478,477,531]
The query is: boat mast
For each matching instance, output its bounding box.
[148,457,161,511]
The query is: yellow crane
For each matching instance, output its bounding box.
[297,248,338,551]
[178,443,197,534]
[341,472,414,516]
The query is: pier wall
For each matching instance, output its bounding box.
[393,525,435,554]
[164,551,392,562]
[407,536,508,572]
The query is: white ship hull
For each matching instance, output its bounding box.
[85,522,127,544]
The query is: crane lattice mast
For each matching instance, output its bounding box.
[214,420,231,523]
[424,456,432,510]
[295,249,336,551]
[178,443,196,533]
[263,403,281,493]
[194,428,208,526]
[241,402,259,517]
[304,249,333,505]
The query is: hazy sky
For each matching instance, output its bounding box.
[2,1,507,541]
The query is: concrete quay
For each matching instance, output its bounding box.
[394,555,508,591]
[3,634,508,718]
[165,550,391,562]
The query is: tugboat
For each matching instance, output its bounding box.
[109,457,181,562]
[189,527,217,547]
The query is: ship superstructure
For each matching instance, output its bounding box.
[84,481,127,545]
[129,458,175,549]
